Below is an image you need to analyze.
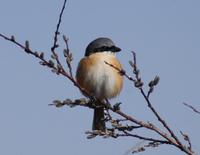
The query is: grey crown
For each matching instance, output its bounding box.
[85,37,121,56]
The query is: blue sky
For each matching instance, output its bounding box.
[0,0,200,155]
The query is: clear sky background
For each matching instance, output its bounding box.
[0,0,200,155]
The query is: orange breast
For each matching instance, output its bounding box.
[76,52,123,99]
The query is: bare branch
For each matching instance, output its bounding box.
[180,131,193,151]
[183,102,200,115]
[51,0,68,52]
[122,131,170,144]
[49,0,69,81]
[63,35,73,77]
[131,141,164,154]
[104,61,135,82]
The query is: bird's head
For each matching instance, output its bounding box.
[85,37,121,56]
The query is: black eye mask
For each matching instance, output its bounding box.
[85,45,121,56]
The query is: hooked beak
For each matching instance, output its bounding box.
[112,46,121,52]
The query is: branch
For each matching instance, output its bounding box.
[104,61,135,82]
[51,0,68,52]
[180,131,193,151]
[183,102,200,115]
[131,141,164,154]
[63,35,73,77]
[122,131,170,144]
[85,130,169,145]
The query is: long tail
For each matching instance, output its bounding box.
[92,107,105,131]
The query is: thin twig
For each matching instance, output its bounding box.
[51,0,68,52]
[104,61,135,82]
[50,0,68,77]
[122,130,170,144]
[139,88,186,151]
[180,131,193,151]
[63,35,73,77]
[183,102,200,115]
[131,141,164,154]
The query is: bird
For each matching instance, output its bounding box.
[76,37,123,131]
